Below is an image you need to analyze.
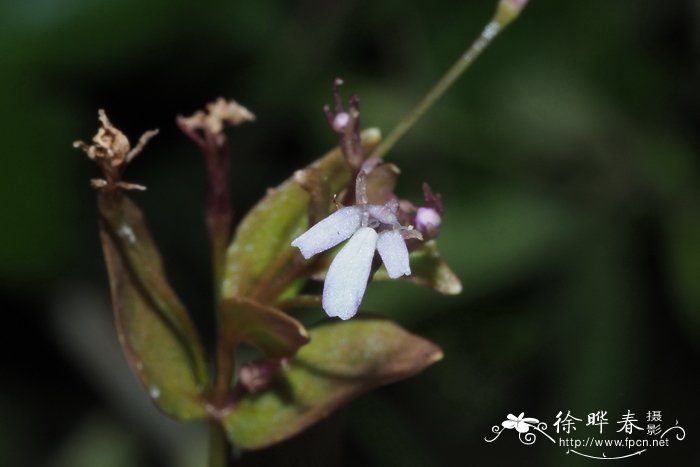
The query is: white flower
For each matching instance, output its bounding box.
[501,413,539,433]
[291,201,413,320]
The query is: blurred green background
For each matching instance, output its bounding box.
[1,0,698,465]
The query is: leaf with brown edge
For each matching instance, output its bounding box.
[375,240,462,295]
[222,317,442,450]
[98,192,208,420]
[220,297,309,358]
[221,129,381,303]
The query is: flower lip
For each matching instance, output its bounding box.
[322,227,378,320]
[376,229,411,278]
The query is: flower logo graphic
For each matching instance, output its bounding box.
[486,410,686,460]
[485,411,554,445]
[502,413,539,433]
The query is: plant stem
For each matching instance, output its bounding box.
[203,131,233,297]
[209,421,231,467]
[201,129,236,413]
[178,113,237,466]
[369,0,527,160]
[213,325,235,405]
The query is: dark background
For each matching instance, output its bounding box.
[1,0,698,466]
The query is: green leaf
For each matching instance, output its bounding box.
[221,129,381,302]
[220,297,309,358]
[98,193,208,420]
[222,317,442,450]
[376,240,462,295]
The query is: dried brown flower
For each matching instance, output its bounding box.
[73,109,158,190]
[177,98,255,146]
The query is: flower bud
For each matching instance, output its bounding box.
[332,112,350,132]
[238,359,286,393]
[415,207,442,231]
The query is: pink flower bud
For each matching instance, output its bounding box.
[415,207,442,231]
[332,112,350,132]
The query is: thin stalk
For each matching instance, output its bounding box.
[176,118,233,298]
[209,421,231,467]
[202,131,233,297]
[178,114,237,465]
[213,328,235,407]
[369,0,528,160]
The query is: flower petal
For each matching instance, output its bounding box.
[291,206,362,259]
[502,420,517,429]
[376,230,410,279]
[367,202,399,225]
[322,227,378,320]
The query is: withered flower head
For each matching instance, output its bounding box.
[177,98,255,146]
[73,109,158,191]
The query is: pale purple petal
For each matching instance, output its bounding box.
[376,230,410,278]
[291,206,362,259]
[367,202,398,225]
[322,227,378,320]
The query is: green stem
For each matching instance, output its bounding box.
[370,0,526,160]
[213,326,234,406]
[209,421,231,467]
